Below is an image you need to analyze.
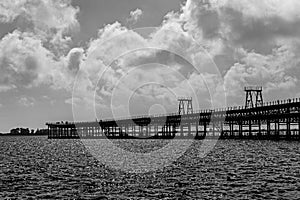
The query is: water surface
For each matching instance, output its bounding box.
[1,136,299,199]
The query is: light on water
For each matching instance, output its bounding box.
[1,136,300,199]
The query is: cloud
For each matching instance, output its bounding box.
[68,19,226,116]
[0,30,54,90]
[0,0,80,54]
[0,0,79,30]
[65,97,83,106]
[180,0,300,54]
[0,30,84,93]
[224,46,298,102]
[0,85,16,92]
[1,0,300,117]
[214,0,300,21]
[127,8,143,25]
[18,97,35,107]
[0,0,81,96]
[164,0,300,102]
[66,47,84,74]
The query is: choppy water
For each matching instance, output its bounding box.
[1,136,300,199]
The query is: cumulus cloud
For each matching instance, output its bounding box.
[1,0,300,116]
[0,30,54,90]
[168,0,300,101]
[0,85,16,92]
[0,0,79,30]
[181,0,300,54]
[213,0,300,21]
[0,29,85,93]
[127,8,143,26]
[0,1,83,95]
[67,20,225,118]
[0,0,86,130]
[66,47,84,73]
[18,97,35,107]
[224,45,299,103]
[0,0,80,54]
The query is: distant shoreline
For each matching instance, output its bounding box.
[0,134,47,137]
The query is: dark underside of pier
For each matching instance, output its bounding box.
[47,99,300,141]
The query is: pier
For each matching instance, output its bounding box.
[47,98,300,140]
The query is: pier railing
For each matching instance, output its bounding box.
[46,97,300,140]
[46,97,300,126]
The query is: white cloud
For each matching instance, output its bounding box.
[127,8,143,25]
[181,0,300,54]
[167,0,300,102]
[0,0,79,30]
[18,97,35,107]
[212,0,300,21]
[1,0,300,116]
[0,31,54,90]
[65,97,83,106]
[66,47,84,74]
[0,85,16,92]
[0,1,80,94]
[224,46,298,102]
[68,19,226,115]
[0,0,80,53]
[0,30,85,93]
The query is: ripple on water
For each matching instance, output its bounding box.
[0,136,300,199]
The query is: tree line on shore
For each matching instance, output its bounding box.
[0,128,48,135]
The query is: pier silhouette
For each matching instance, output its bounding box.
[46,87,300,140]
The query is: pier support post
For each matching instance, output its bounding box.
[48,127,51,138]
[298,118,300,140]
[287,120,291,140]
[204,123,207,138]
[258,120,262,139]
[212,122,215,138]
[267,120,270,139]
[249,120,252,139]
[146,126,149,137]
[180,124,184,137]
[229,122,233,139]
[188,122,191,138]
[274,121,278,140]
[220,122,224,139]
[196,122,199,138]
[239,122,243,138]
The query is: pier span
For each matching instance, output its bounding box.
[47,98,300,140]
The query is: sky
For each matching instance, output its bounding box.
[1,0,300,132]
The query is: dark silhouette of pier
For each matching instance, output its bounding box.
[46,87,300,140]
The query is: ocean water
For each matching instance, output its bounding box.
[1,136,300,199]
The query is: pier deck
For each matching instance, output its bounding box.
[46,98,300,140]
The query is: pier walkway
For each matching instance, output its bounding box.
[47,98,300,140]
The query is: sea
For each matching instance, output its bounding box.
[1,136,299,199]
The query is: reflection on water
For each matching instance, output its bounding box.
[1,136,300,199]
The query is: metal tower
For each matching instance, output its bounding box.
[244,86,263,108]
[178,97,193,115]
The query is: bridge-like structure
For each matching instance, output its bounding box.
[47,98,300,140]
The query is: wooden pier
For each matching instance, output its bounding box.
[47,98,300,140]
